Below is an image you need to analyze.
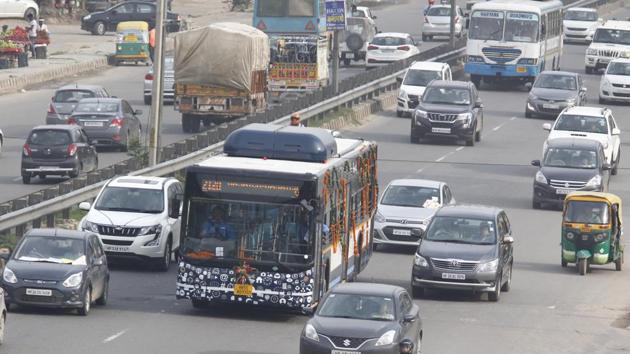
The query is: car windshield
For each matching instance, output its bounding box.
[403,69,442,87]
[469,10,504,41]
[593,28,630,45]
[95,186,164,213]
[54,90,96,103]
[606,62,630,75]
[504,12,539,43]
[564,201,610,224]
[28,130,71,145]
[318,293,395,321]
[381,185,441,208]
[427,6,451,16]
[543,148,598,169]
[425,216,497,245]
[74,102,119,113]
[534,74,577,90]
[15,236,86,265]
[423,87,471,105]
[564,10,598,21]
[372,36,406,46]
[554,114,608,134]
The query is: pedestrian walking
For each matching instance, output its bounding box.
[290,112,305,127]
[27,13,38,57]
[149,27,156,62]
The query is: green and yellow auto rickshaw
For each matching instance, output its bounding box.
[562,191,624,275]
[114,21,150,66]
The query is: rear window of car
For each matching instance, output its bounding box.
[74,102,119,113]
[28,130,72,145]
[372,36,406,46]
[54,90,96,103]
[427,7,451,16]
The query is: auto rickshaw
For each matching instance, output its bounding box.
[561,191,624,275]
[114,21,150,66]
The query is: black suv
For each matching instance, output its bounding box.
[81,1,181,35]
[410,80,484,146]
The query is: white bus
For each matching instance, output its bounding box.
[465,0,564,88]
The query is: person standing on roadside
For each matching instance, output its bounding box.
[149,27,156,62]
[424,0,435,16]
[290,112,305,127]
[27,13,38,57]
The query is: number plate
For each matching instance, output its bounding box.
[543,104,560,109]
[516,66,527,73]
[233,284,253,297]
[332,351,361,354]
[432,127,451,134]
[392,229,411,236]
[442,273,465,280]
[83,121,104,127]
[124,34,137,41]
[104,245,130,252]
[26,288,52,296]
[345,53,354,59]
[555,188,572,195]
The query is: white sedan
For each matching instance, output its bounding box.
[543,106,621,174]
[365,32,420,69]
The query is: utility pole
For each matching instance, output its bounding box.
[148,0,167,166]
[331,30,340,94]
[449,0,456,47]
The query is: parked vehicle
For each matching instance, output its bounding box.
[525,71,587,118]
[339,16,376,66]
[113,21,150,66]
[0,129,3,156]
[46,84,110,125]
[300,283,423,354]
[542,106,621,175]
[531,138,610,209]
[397,61,452,117]
[0,280,5,344]
[0,0,38,20]
[410,80,484,146]
[144,56,175,105]
[585,20,630,74]
[561,192,623,275]
[411,205,515,301]
[563,7,602,43]
[21,125,98,184]
[422,4,465,41]
[351,5,378,30]
[366,32,420,69]
[81,1,181,35]
[375,179,455,248]
[174,23,269,133]
[599,58,630,103]
[1,229,110,316]
[79,176,183,271]
[67,98,143,152]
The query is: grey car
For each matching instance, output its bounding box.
[143,56,175,105]
[525,71,587,118]
[411,205,515,302]
[374,179,455,248]
[300,283,423,354]
[68,98,143,152]
[46,85,110,125]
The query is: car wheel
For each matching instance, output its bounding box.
[92,21,106,36]
[561,257,567,267]
[70,163,81,178]
[416,333,423,354]
[24,7,37,21]
[397,110,403,118]
[488,275,501,302]
[156,239,171,272]
[96,279,109,306]
[471,75,481,89]
[422,34,428,41]
[615,252,623,271]
[22,174,31,184]
[412,285,424,298]
[501,263,512,292]
[578,258,588,276]
[343,59,351,66]
[466,134,475,147]
[525,110,532,118]
[612,151,620,175]
[144,95,152,105]
[192,298,207,309]
[585,66,593,74]
[475,127,481,142]
[120,133,129,152]
[0,311,5,345]
[599,96,606,104]
[0,136,3,155]
[410,135,420,144]
[532,199,541,209]
[78,287,92,316]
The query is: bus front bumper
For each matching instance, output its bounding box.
[465,63,539,79]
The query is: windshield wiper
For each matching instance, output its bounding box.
[427,239,473,244]
[21,258,66,264]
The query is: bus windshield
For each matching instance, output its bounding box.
[505,12,539,43]
[256,0,315,17]
[593,28,630,45]
[469,10,504,41]
[469,10,540,42]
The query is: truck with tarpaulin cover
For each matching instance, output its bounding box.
[173,22,269,133]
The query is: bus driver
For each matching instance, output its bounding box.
[201,206,236,241]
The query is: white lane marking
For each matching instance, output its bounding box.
[492,123,506,132]
[103,330,127,343]
[510,116,516,121]
[436,152,454,162]
[416,168,424,173]
[456,147,464,152]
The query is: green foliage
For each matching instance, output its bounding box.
[127,137,149,167]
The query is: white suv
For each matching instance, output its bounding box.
[397,61,452,117]
[585,20,630,74]
[542,106,621,175]
[78,176,183,270]
[599,58,630,103]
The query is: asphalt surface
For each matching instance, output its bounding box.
[0,0,452,204]
[6,2,630,354]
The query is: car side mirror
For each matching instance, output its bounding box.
[396,76,403,84]
[580,87,588,93]
[474,101,483,109]
[302,306,316,316]
[134,109,143,115]
[372,15,377,19]
[531,160,541,167]
[94,258,104,266]
[542,123,551,131]
[503,235,514,244]
[603,163,612,170]
[79,202,91,211]
[403,313,417,323]
[169,199,181,218]
[612,127,621,135]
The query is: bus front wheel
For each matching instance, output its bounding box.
[471,75,481,89]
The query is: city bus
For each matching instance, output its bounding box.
[465,0,564,88]
[176,124,378,311]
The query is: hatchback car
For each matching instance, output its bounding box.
[21,125,98,184]
[46,84,110,125]
[81,1,181,35]
[300,283,423,354]
[532,138,610,209]
[411,205,514,301]
[375,179,455,248]
[599,58,630,104]
[144,56,174,105]
[422,4,465,41]
[2,229,109,316]
[525,71,587,118]
[67,98,143,151]
[397,61,452,117]
[366,32,420,69]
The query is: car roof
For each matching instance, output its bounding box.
[409,61,447,71]
[567,7,597,12]
[430,4,459,9]
[435,204,502,219]
[26,228,92,240]
[561,106,606,117]
[538,70,578,77]
[56,84,104,92]
[546,137,602,149]
[107,175,171,190]
[388,179,443,189]
[374,32,410,38]
[330,282,404,297]
[609,58,630,64]
[599,20,630,30]
[427,80,470,88]
[31,125,79,132]
[77,97,122,103]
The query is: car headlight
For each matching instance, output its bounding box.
[477,259,498,273]
[414,253,429,267]
[3,267,17,284]
[63,272,83,288]
[304,324,319,342]
[594,233,607,242]
[82,220,99,233]
[535,171,547,184]
[528,93,538,101]
[83,14,91,20]
[586,175,602,188]
[375,330,396,346]
[601,78,611,88]
[139,224,162,236]
[456,112,472,127]
[414,109,427,120]
[375,211,386,223]
[586,48,598,55]
[566,98,577,106]
[399,89,407,99]
[566,232,575,240]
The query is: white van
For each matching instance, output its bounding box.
[563,7,602,43]
[0,0,38,20]
[585,20,630,74]
[396,61,452,117]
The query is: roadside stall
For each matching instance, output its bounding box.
[0,27,28,69]
[33,29,50,59]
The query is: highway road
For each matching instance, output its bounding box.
[0,0,453,204]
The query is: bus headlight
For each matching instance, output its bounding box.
[566,232,575,240]
[517,58,538,65]
[594,233,607,242]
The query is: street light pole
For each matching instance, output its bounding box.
[331,30,340,94]
[449,0,456,47]
[148,0,167,166]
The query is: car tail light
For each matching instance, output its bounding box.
[22,144,31,156]
[67,117,77,125]
[48,103,56,114]
[368,45,379,50]
[110,118,123,128]
[397,45,411,51]
[145,73,154,81]
[67,143,77,157]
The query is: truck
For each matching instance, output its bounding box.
[173,22,270,133]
